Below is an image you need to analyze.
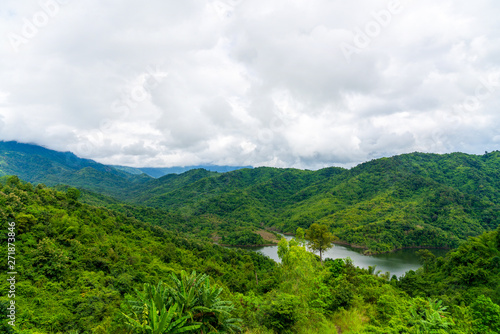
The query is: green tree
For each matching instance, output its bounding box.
[367,265,381,276]
[66,187,81,202]
[295,227,306,246]
[305,223,336,264]
[277,237,291,265]
[470,295,500,334]
[277,237,317,294]
[262,293,302,334]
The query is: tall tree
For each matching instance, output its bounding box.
[305,223,336,264]
[295,227,306,247]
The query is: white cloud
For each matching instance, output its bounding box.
[1,0,500,168]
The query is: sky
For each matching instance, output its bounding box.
[1,0,500,169]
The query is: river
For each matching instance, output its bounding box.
[249,235,449,278]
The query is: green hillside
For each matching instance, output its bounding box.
[0,176,278,333]
[0,141,151,199]
[122,152,500,253]
[1,176,499,333]
[1,141,500,253]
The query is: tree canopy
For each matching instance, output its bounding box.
[305,223,336,263]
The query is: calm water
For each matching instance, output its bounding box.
[250,235,449,278]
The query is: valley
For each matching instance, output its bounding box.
[2,141,499,254]
[1,141,500,333]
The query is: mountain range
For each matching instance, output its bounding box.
[113,164,253,178]
[1,140,499,253]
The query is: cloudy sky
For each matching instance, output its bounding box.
[1,0,499,169]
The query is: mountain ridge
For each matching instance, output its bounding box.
[1,140,500,253]
[113,165,254,178]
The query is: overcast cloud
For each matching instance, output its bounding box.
[1,0,499,168]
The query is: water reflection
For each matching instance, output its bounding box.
[250,235,448,278]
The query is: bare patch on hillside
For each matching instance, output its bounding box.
[255,230,280,244]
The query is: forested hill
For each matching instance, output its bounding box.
[0,141,151,198]
[1,175,499,333]
[1,140,500,253]
[121,151,500,253]
[0,176,278,333]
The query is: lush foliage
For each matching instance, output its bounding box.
[305,223,336,263]
[397,229,500,306]
[0,177,276,333]
[2,143,500,333]
[123,271,241,333]
[3,141,500,252]
[0,141,150,198]
[236,226,499,333]
[120,151,500,253]
[0,177,499,332]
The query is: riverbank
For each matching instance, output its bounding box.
[365,245,452,256]
[332,240,452,256]
[269,231,452,256]
[212,229,280,247]
[245,239,448,277]
[219,243,278,248]
[274,233,451,256]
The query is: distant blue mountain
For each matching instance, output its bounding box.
[0,140,252,182]
[0,141,151,197]
[113,165,253,178]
